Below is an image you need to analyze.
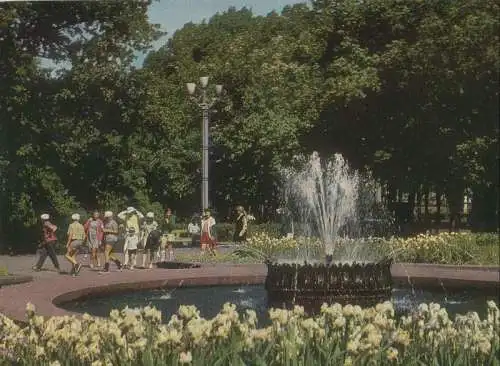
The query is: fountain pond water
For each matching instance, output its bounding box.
[60,284,497,326]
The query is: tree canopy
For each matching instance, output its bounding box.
[0,0,498,249]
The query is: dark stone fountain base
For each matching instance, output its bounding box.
[265,258,393,313]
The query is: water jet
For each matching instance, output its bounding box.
[265,152,393,312]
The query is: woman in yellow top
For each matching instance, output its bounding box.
[66,213,85,276]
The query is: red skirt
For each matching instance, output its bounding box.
[201,231,216,249]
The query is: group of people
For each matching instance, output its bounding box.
[34,207,178,276]
[33,205,244,276]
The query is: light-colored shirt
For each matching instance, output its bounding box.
[103,219,119,243]
[201,217,216,239]
[124,234,139,251]
[67,222,85,241]
[188,223,200,235]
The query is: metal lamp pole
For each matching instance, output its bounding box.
[186,77,223,212]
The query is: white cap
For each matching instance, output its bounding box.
[146,212,154,218]
[104,211,113,218]
[40,214,50,220]
[71,213,80,221]
[126,207,135,213]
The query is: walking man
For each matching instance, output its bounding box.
[33,213,61,272]
[100,211,122,274]
[65,213,84,276]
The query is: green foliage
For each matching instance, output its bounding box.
[234,232,499,266]
[0,1,498,251]
[175,252,256,265]
[208,223,281,242]
[387,232,500,266]
[0,1,161,249]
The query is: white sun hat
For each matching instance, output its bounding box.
[71,213,80,221]
[40,213,50,220]
[146,212,154,218]
[126,206,135,213]
[104,211,113,218]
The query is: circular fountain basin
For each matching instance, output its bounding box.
[59,284,497,326]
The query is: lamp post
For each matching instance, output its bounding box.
[186,76,223,212]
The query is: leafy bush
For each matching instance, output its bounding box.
[235,232,499,266]
[1,301,498,365]
[386,232,499,265]
[235,232,323,262]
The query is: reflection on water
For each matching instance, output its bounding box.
[60,285,497,326]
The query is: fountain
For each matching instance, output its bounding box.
[265,152,393,312]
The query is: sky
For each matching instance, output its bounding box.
[140,0,308,65]
[42,0,306,70]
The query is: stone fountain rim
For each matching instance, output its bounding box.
[265,259,392,267]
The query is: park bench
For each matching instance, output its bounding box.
[167,229,193,247]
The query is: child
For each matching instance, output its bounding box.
[65,213,85,276]
[144,228,162,269]
[123,227,139,269]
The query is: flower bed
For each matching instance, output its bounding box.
[0,301,498,365]
[385,232,499,265]
[229,232,499,266]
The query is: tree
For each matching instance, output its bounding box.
[0,1,161,248]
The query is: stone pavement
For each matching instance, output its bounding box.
[0,246,236,278]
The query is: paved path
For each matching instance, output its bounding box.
[0,252,498,323]
[0,246,236,277]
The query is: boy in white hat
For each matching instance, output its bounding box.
[100,211,122,274]
[140,212,158,268]
[33,213,61,272]
[123,227,139,269]
[65,213,85,276]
